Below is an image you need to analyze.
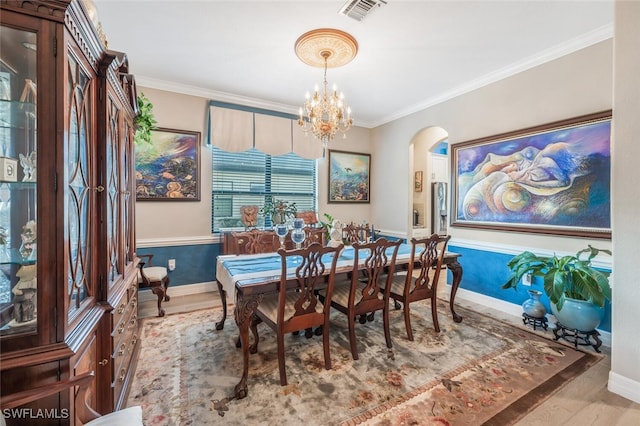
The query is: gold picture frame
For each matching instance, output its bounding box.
[414,171,423,192]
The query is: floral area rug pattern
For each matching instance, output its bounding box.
[127,301,601,426]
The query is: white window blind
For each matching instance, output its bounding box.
[211,146,317,231]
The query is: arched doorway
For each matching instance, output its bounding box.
[408,126,449,238]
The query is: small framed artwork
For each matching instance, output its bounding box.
[135,128,201,201]
[328,149,370,203]
[451,110,611,238]
[414,171,423,192]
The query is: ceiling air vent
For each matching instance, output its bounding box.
[339,0,387,22]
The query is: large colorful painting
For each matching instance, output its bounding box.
[452,111,611,238]
[328,150,370,203]
[135,128,201,201]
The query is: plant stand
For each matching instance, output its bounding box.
[522,313,548,331]
[552,322,602,353]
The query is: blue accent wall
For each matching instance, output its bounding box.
[137,243,222,287]
[448,244,611,333]
[138,240,611,333]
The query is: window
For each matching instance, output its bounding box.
[211,146,317,231]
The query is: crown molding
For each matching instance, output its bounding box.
[373,23,614,128]
[136,23,613,130]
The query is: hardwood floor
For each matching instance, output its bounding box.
[138,284,640,425]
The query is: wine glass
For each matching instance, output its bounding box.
[274,224,288,249]
[291,228,306,249]
[292,218,304,230]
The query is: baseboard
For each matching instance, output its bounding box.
[451,286,612,348]
[608,371,640,404]
[138,281,218,302]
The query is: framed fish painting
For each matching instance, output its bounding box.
[328,150,371,203]
[135,128,201,201]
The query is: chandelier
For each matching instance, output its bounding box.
[295,29,358,148]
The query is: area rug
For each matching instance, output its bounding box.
[127,300,601,425]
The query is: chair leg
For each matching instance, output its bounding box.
[162,276,171,302]
[348,314,358,360]
[277,331,287,386]
[431,296,440,333]
[215,280,227,330]
[151,287,166,317]
[322,323,331,370]
[383,306,392,349]
[403,301,414,341]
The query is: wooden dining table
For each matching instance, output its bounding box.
[215,243,464,399]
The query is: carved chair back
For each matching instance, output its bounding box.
[405,234,451,301]
[342,222,372,245]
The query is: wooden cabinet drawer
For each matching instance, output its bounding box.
[111,298,130,332]
[111,301,136,354]
[111,297,136,345]
[112,324,138,403]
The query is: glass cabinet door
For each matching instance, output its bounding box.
[0,25,38,336]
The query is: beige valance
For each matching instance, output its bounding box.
[208,105,323,159]
[209,106,253,153]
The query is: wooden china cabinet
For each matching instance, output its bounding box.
[0,1,139,423]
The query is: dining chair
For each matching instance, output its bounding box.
[342,222,372,245]
[215,229,280,330]
[138,253,170,317]
[250,242,343,386]
[381,234,451,340]
[321,238,402,360]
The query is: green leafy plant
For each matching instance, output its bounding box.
[319,212,335,241]
[259,199,297,224]
[501,245,612,311]
[134,92,157,145]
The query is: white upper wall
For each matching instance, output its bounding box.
[370,39,613,253]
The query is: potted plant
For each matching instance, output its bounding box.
[134,92,157,145]
[259,199,297,225]
[502,245,612,332]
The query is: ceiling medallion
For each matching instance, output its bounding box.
[295,29,358,150]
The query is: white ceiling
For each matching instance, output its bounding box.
[93,0,613,128]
